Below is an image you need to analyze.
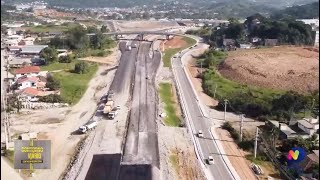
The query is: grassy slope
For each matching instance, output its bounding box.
[40,61,98,104]
[162,36,197,68]
[159,83,181,127]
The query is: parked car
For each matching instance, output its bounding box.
[198,130,204,138]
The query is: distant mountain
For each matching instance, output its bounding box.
[4,0,319,8]
[271,1,319,20]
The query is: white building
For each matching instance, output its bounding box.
[16,77,39,90]
[296,19,319,29]
[315,31,319,47]
[298,117,319,136]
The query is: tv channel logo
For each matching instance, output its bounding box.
[287,147,306,163]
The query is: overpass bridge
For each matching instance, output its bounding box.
[87,31,185,40]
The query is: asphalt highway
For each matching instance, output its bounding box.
[122,41,160,171]
[172,51,234,180]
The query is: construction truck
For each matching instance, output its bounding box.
[126,45,132,51]
[103,100,114,114]
[78,121,98,133]
[107,109,118,119]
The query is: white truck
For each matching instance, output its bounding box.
[78,121,98,133]
[107,110,118,119]
[126,45,132,51]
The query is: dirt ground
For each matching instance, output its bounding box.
[116,20,178,31]
[215,128,281,180]
[215,128,257,180]
[161,36,188,50]
[158,126,205,180]
[220,46,319,93]
[3,48,119,179]
[78,47,119,65]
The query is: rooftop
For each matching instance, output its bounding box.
[298,118,319,129]
[15,66,40,74]
[9,57,32,65]
[16,77,39,84]
[20,45,48,54]
[19,87,44,96]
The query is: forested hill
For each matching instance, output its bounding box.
[271,1,319,20]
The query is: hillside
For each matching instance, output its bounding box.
[4,0,319,9]
[271,1,319,20]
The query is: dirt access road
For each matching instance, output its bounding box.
[5,51,119,180]
[220,46,319,93]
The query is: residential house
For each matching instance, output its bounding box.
[299,150,319,179]
[267,117,319,140]
[268,120,299,139]
[14,66,41,79]
[300,150,319,172]
[298,117,319,136]
[239,44,252,49]
[223,39,235,47]
[19,45,48,57]
[15,76,45,90]
[18,87,44,102]
[7,46,21,54]
[264,39,278,46]
[8,57,32,68]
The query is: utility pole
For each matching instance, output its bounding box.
[200,60,203,74]
[240,114,244,142]
[254,127,259,158]
[224,99,228,121]
[213,84,217,98]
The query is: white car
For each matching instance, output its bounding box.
[116,105,121,110]
[207,156,214,165]
[198,130,204,138]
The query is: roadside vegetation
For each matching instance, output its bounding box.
[199,49,319,121]
[162,36,196,68]
[26,23,78,33]
[52,61,98,104]
[49,24,115,58]
[159,83,181,127]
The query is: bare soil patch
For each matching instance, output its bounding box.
[79,47,119,65]
[162,36,188,50]
[219,46,319,93]
[215,128,257,180]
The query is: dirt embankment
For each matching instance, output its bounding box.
[219,46,319,93]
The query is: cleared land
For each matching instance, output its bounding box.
[162,36,196,68]
[116,20,179,31]
[219,46,319,93]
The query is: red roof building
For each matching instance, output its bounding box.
[14,66,40,75]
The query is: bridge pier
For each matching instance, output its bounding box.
[115,34,118,40]
[166,35,170,40]
[140,34,144,41]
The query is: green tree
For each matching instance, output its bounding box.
[40,47,58,64]
[59,54,73,63]
[46,75,60,91]
[66,25,89,50]
[100,25,109,33]
[74,61,89,74]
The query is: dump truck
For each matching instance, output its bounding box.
[78,121,98,133]
[107,110,118,119]
[103,100,114,114]
[126,45,132,51]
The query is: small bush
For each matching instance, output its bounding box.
[46,75,61,90]
[238,140,254,151]
[59,55,73,63]
[74,61,89,74]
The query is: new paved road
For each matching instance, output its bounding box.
[172,51,234,180]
